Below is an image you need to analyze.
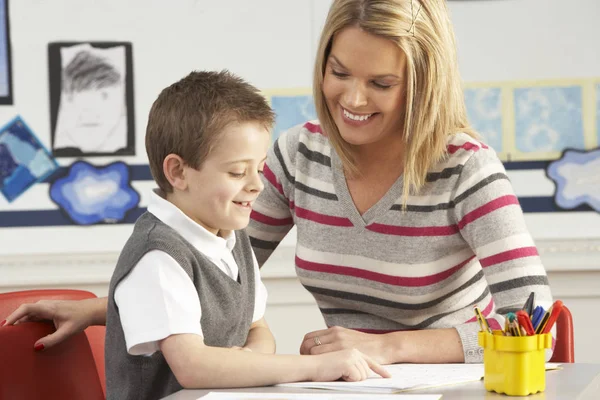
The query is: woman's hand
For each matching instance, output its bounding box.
[300,326,392,364]
[2,298,97,350]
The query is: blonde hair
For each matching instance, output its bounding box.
[313,0,476,206]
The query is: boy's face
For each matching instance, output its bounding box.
[179,121,271,234]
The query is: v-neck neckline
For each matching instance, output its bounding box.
[187,238,243,288]
[331,148,405,228]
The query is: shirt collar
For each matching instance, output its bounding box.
[147,189,236,259]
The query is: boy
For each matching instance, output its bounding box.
[105,70,389,400]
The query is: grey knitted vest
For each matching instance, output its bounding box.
[105,212,255,400]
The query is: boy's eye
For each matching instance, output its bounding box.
[229,172,245,178]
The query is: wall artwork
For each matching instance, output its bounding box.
[464,87,503,153]
[514,86,584,153]
[266,90,316,144]
[0,116,58,202]
[48,41,135,157]
[546,148,600,213]
[0,0,13,104]
[49,160,140,225]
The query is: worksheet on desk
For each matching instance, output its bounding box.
[277,364,483,393]
[200,393,441,399]
[277,363,562,394]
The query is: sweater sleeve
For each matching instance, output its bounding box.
[451,146,553,363]
[247,127,298,267]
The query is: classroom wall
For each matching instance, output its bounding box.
[1,0,599,362]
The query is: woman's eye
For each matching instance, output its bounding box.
[372,81,392,89]
[331,70,348,78]
[229,172,245,178]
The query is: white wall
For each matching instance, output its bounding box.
[1,0,599,362]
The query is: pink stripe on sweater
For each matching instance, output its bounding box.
[465,298,501,330]
[458,195,519,230]
[367,223,459,237]
[296,255,474,287]
[263,164,285,196]
[250,210,294,226]
[295,206,353,227]
[447,142,481,154]
[480,246,539,268]
[303,121,323,134]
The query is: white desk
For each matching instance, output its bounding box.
[162,363,600,399]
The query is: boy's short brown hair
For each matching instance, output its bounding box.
[146,70,275,192]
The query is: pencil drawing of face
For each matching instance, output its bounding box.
[54,44,127,153]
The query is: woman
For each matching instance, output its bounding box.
[3,0,552,364]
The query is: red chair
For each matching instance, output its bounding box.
[0,322,104,400]
[549,305,575,363]
[0,289,106,397]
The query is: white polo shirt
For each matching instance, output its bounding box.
[114,190,268,355]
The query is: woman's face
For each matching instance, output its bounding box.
[322,26,407,148]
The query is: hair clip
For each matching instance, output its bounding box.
[408,0,422,36]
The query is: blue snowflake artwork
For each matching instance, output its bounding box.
[271,95,317,143]
[464,87,503,152]
[49,161,140,225]
[514,86,584,153]
[546,148,600,212]
[0,116,58,202]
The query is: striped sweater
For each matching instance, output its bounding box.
[247,121,553,363]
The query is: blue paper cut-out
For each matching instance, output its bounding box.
[464,87,503,152]
[514,86,584,153]
[49,160,140,225]
[0,116,58,202]
[546,148,600,212]
[271,95,316,143]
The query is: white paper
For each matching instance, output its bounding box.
[277,363,562,394]
[54,43,128,153]
[200,393,441,400]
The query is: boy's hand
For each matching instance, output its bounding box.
[312,348,391,382]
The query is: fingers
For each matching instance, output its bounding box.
[341,364,363,382]
[309,343,339,355]
[4,304,30,325]
[34,324,75,351]
[300,330,337,354]
[363,353,391,378]
[12,315,32,325]
[357,356,370,380]
[4,303,46,326]
[302,327,333,340]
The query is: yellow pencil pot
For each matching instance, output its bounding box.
[478,331,552,396]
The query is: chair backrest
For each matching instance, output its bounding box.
[549,305,575,363]
[0,322,105,400]
[0,289,106,397]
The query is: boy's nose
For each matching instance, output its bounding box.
[247,172,264,193]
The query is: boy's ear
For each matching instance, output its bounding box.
[163,154,188,190]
